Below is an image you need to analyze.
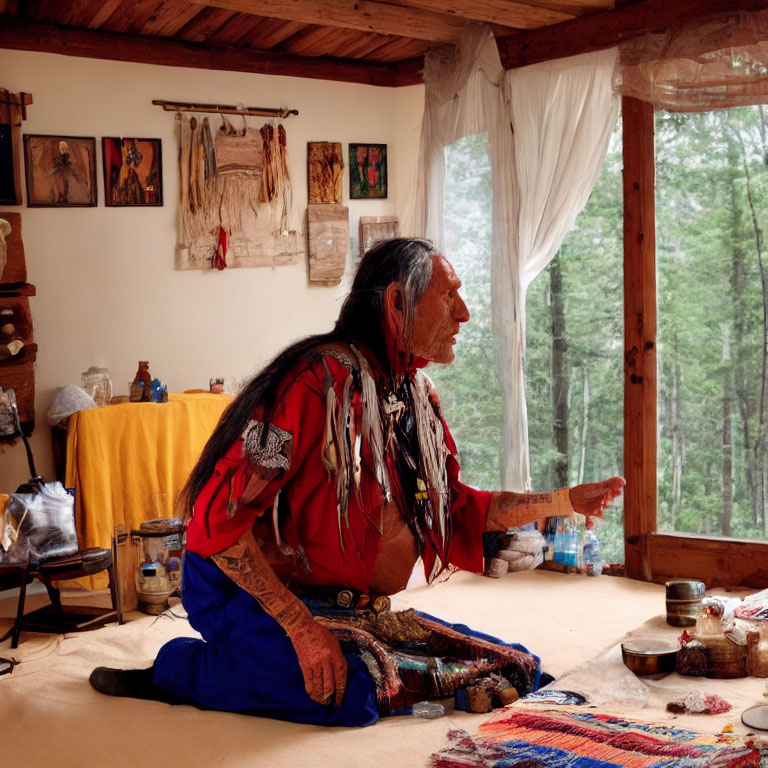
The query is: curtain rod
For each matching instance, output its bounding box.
[152,100,298,118]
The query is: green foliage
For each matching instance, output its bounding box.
[428,134,502,492]
[431,107,768,565]
[526,125,625,562]
[655,107,768,539]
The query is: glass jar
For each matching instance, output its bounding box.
[81,366,113,407]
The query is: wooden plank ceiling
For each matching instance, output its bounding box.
[0,0,766,85]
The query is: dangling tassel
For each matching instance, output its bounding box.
[213,226,227,270]
[412,372,451,580]
[272,490,311,573]
[351,346,391,503]
[322,383,339,471]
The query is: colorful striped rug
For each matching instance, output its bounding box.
[430,706,762,767]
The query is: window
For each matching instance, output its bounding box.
[655,107,768,541]
[428,133,501,492]
[526,125,625,562]
[431,127,625,570]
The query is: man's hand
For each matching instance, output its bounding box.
[286,613,348,707]
[569,477,625,524]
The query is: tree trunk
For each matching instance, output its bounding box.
[578,367,589,485]
[737,126,768,531]
[671,333,683,529]
[726,123,756,528]
[550,250,569,487]
[721,322,734,538]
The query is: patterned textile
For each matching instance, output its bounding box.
[430,706,763,768]
[316,610,541,717]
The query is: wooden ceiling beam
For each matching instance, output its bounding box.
[142,3,202,36]
[200,0,466,43]
[0,18,422,85]
[362,35,429,62]
[326,30,397,60]
[390,0,575,29]
[203,12,264,47]
[83,0,123,29]
[175,6,236,42]
[102,0,167,35]
[391,55,425,86]
[277,25,344,56]
[237,18,306,50]
[498,0,768,69]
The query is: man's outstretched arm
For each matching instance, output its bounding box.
[485,477,625,531]
[212,529,348,707]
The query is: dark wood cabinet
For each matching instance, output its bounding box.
[0,211,36,436]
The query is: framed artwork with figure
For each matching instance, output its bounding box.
[102,137,163,206]
[349,143,387,199]
[23,134,97,207]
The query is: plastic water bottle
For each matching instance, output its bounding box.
[583,528,602,576]
[553,516,580,567]
[411,701,445,719]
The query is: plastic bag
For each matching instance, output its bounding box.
[2,482,78,563]
[47,385,97,426]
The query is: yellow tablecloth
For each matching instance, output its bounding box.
[65,393,231,587]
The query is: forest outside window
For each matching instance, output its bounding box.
[526,124,624,563]
[428,134,501,494]
[655,106,768,543]
[430,128,626,564]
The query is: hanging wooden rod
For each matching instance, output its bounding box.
[152,99,298,118]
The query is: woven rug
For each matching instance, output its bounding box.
[430,705,763,767]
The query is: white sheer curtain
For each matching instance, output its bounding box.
[410,25,618,492]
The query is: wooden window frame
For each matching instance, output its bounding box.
[622,96,768,587]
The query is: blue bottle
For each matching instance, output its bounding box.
[583,528,602,576]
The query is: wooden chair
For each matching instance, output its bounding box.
[0,543,122,649]
[0,389,122,648]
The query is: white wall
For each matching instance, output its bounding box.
[0,49,424,489]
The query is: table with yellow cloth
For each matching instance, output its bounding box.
[64,392,231,589]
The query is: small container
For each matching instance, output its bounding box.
[621,638,678,678]
[81,366,113,407]
[583,528,603,576]
[485,557,509,578]
[700,634,746,679]
[665,579,706,627]
[553,515,580,567]
[411,701,445,719]
[746,626,768,678]
[131,517,185,614]
[130,361,152,403]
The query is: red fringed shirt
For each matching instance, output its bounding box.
[185,350,491,594]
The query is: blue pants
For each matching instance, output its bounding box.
[153,552,379,727]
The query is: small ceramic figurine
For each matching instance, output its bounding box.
[209,377,225,394]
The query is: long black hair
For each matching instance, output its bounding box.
[178,237,437,517]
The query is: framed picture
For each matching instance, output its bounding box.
[307,141,343,204]
[102,137,163,206]
[23,134,97,207]
[359,215,399,258]
[349,143,387,199]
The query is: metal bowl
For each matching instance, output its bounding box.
[621,639,678,677]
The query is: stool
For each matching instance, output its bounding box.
[0,546,123,649]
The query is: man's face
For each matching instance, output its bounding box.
[410,254,470,364]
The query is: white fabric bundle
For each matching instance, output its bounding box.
[497,529,546,571]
